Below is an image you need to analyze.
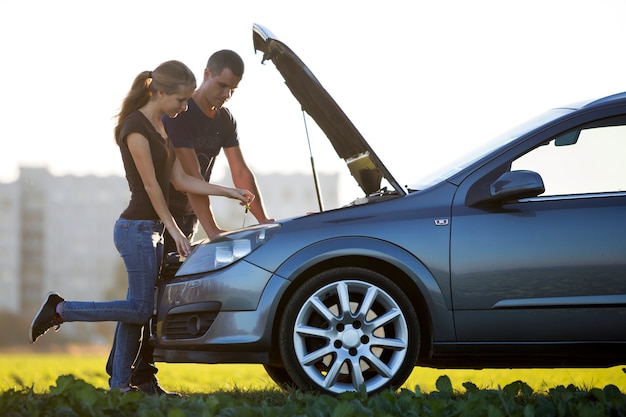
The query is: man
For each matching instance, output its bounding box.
[109,50,274,396]
[162,49,274,254]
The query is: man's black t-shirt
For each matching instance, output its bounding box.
[163,98,239,216]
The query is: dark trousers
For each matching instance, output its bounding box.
[106,213,198,386]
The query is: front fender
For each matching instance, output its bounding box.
[272,236,455,341]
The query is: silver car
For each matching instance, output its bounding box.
[151,23,626,395]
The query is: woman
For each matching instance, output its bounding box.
[29,60,254,392]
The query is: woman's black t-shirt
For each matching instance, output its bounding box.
[117,111,173,220]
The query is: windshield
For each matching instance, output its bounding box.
[407,107,576,191]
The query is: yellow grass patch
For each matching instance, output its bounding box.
[1,352,624,394]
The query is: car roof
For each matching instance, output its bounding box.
[580,91,626,108]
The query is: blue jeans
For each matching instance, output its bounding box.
[62,218,164,389]
[107,212,198,387]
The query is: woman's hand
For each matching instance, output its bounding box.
[231,188,255,206]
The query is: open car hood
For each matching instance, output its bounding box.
[252,23,405,197]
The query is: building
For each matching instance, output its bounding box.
[0,180,19,313]
[208,170,341,233]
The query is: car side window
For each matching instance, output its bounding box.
[511,124,626,196]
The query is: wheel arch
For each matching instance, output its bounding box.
[267,236,453,364]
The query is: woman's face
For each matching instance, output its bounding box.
[161,85,195,118]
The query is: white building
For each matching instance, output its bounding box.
[0,180,19,313]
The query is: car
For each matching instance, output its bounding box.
[150,23,626,395]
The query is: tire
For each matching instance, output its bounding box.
[278,267,420,395]
[263,364,297,390]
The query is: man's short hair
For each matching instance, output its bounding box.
[207,50,244,77]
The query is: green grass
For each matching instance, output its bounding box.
[1,353,625,395]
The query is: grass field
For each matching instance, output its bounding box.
[1,351,625,394]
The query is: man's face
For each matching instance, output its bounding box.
[204,67,241,109]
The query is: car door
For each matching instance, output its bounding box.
[450,116,626,342]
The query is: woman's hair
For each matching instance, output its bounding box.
[114,60,196,143]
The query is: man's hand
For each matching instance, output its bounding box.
[172,229,191,257]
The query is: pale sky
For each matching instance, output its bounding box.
[2,0,625,203]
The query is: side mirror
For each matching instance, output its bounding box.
[489,170,545,202]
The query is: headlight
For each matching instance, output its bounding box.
[174,224,280,276]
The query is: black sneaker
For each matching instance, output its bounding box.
[136,380,181,397]
[29,292,64,343]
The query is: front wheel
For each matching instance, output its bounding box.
[279,267,420,395]
[263,364,297,390]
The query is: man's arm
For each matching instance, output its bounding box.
[224,146,274,224]
[174,147,226,238]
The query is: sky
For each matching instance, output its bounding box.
[2,0,625,203]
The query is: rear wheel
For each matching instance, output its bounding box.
[278,267,420,395]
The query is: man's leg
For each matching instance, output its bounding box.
[130,324,165,394]
[105,323,119,387]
